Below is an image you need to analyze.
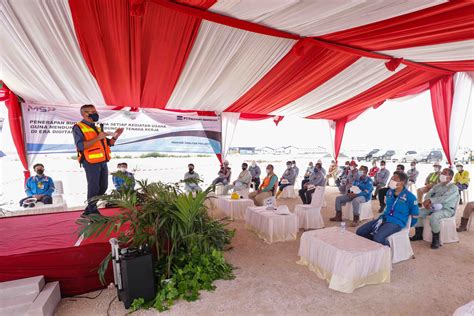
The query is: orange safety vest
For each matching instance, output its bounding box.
[75,121,111,164]
[260,174,275,190]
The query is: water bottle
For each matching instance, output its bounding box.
[340,222,346,233]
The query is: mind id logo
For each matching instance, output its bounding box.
[27,104,56,112]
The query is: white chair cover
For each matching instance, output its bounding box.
[387,216,414,264]
[453,300,474,316]
[235,187,250,198]
[215,184,226,195]
[422,216,459,244]
[342,200,374,221]
[281,185,297,198]
[294,186,326,230]
[54,180,64,195]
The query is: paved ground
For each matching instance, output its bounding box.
[56,186,474,316]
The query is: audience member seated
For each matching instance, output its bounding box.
[338,160,359,194]
[302,161,314,188]
[378,164,405,213]
[454,164,470,205]
[410,168,458,249]
[249,161,261,190]
[224,163,252,194]
[112,162,135,191]
[372,160,389,200]
[276,161,297,198]
[331,165,373,227]
[249,164,278,206]
[19,163,55,207]
[457,201,474,232]
[317,159,326,176]
[417,163,441,206]
[335,161,350,188]
[407,161,419,185]
[183,163,202,193]
[299,162,325,205]
[326,160,338,185]
[357,172,419,246]
[212,160,232,187]
[292,160,299,178]
[368,160,379,178]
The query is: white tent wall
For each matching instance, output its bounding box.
[220,112,241,162]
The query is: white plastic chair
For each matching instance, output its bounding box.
[215,184,225,195]
[342,200,373,221]
[281,185,297,198]
[422,216,459,244]
[387,216,414,264]
[294,186,325,230]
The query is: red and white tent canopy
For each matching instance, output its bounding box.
[1,0,473,169]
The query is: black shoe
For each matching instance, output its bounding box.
[378,205,385,213]
[459,199,463,205]
[431,232,441,249]
[410,227,424,241]
[418,203,422,207]
[371,196,376,200]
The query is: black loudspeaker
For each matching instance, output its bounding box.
[110,241,156,309]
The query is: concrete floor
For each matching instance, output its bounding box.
[56,186,474,316]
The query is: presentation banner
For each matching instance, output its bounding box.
[22,103,221,156]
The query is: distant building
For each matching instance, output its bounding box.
[255,146,275,155]
[229,147,256,154]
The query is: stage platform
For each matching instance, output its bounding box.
[0,208,122,296]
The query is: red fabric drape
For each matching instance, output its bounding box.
[334,117,347,163]
[69,0,214,108]
[430,75,454,166]
[322,2,474,51]
[427,60,474,72]
[226,39,359,114]
[0,85,30,182]
[308,67,445,120]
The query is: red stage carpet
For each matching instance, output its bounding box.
[0,209,122,296]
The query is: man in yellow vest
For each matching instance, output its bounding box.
[73,104,123,216]
[416,163,441,206]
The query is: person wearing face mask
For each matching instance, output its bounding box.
[183,164,202,193]
[407,161,419,185]
[291,160,300,179]
[276,161,297,198]
[416,163,442,206]
[377,164,405,213]
[336,161,351,188]
[368,160,379,178]
[338,161,359,194]
[453,164,470,205]
[212,160,232,187]
[112,162,135,191]
[73,104,124,216]
[331,165,373,227]
[372,160,389,200]
[357,172,419,246]
[317,159,326,176]
[326,160,338,186]
[19,163,55,207]
[248,164,278,206]
[299,162,326,204]
[224,163,252,194]
[249,161,261,191]
[411,168,459,249]
[302,161,314,188]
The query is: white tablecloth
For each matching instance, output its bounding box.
[298,227,391,293]
[216,196,255,220]
[245,206,298,243]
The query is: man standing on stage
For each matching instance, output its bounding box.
[73,104,124,216]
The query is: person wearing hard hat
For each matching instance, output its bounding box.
[416,163,442,206]
[454,163,470,205]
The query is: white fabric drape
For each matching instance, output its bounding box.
[0,0,104,105]
[271,58,406,117]
[449,72,473,163]
[210,0,444,36]
[220,112,240,162]
[165,20,295,111]
[381,40,474,62]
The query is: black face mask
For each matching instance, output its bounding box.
[189,169,194,173]
[36,169,44,175]
[88,113,99,122]
[242,167,247,170]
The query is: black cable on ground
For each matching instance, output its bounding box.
[107,295,117,316]
[70,289,104,300]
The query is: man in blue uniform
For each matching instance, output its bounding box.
[331,165,373,227]
[112,162,135,191]
[19,163,55,207]
[357,171,419,246]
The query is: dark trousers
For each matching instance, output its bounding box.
[19,195,52,206]
[279,182,292,191]
[378,187,389,207]
[83,161,109,214]
[301,178,309,188]
[299,187,316,205]
[252,177,260,190]
[356,219,401,246]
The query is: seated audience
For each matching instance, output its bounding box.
[457,201,474,232]
[326,160,338,185]
[372,160,389,200]
[410,168,459,249]
[276,161,297,198]
[302,161,314,188]
[357,172,419,246]
[417,163,441,206]
[224,163,252,194]
[183,163,202,193]
[368,160,379,178]
[112,162,136,191]
[407,161,419,185]
[249,161,261,191]
[338,160,359,194]
[378,164,405,213]
[212,160,231,186]
[19,163,55,207]
[249,164,278,206]
[335,161,350,188]
[317,159,326,176]
[454,164,470,204]
[331,165,373,227]
[292,160,299,178]
[299,162,325,205]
